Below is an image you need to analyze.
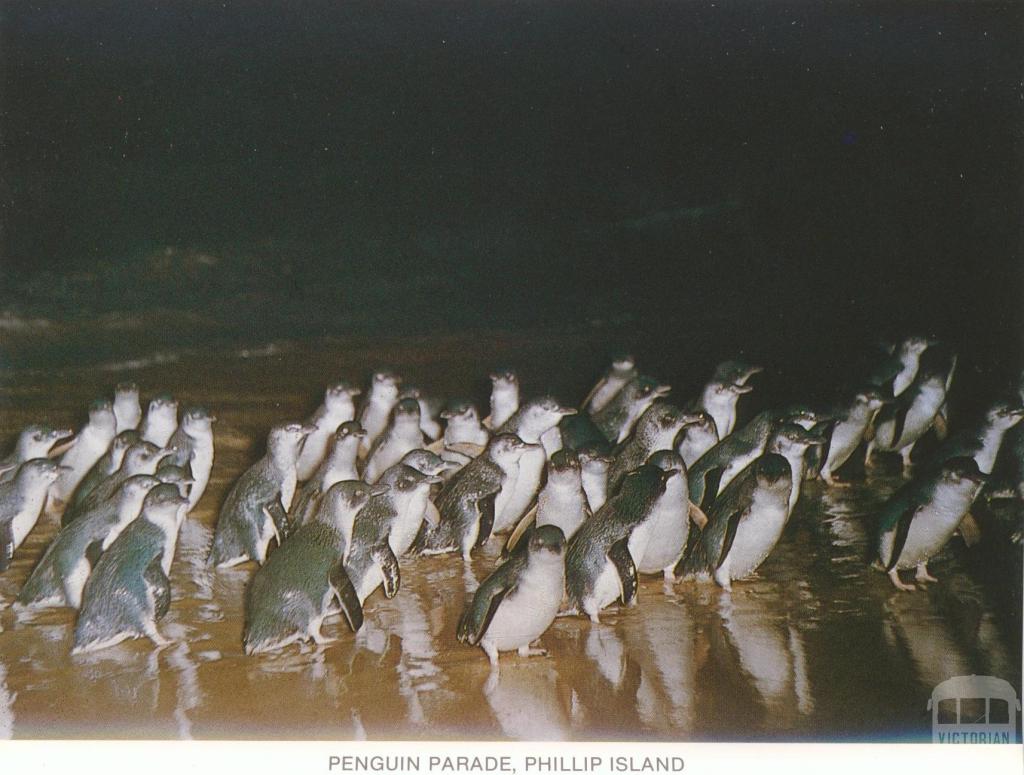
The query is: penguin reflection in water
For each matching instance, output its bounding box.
[457,525,566,667]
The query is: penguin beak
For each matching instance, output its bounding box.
[48,435,78,458]
[731,384,755,395]
[965,469,989,484]
[207,415,219,423]
[557,407,578,416]
[680,411,705,427]
[369,484,390,497]
[300,424,318,436]
[423,475,444,485]
[653,384,671,398]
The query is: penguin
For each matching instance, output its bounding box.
[818,386,889,486]
[635,450,705,579]
[675,411,719,468]
[411,434,536,560]
[242,481,379,654]
[764,422,826,514]
[457,525,566,667]
[72,483,189,654]
[400,385,444,442]
[0,425,74,484]
[363,398,426,483]
[290,421,365,528]
[592,376,671,445]
[51,399,118,510]
[159,405,216,511]
[0,459,63,572]
[505,449,591,553]
[868,354,956,474]
[605,404,701,494]
[358,371,401,459]
[710,359,764,389]
[140,394,179,448]
[493,397,578,533]
[18,475,161,609]
[72,429,140,510]
[876,457,987,591]
[582,354,637,415]
[440,400,490,448]
[929,400,1024,476]
[294,381,361,481]
[578,445,612,512]
[564,464,675,622]
[113,382,143,433]
[208,421,314,568]
[677,453,793,590]
[695,369,757,439]
[63,441,172,527]
[346,465,441,604]
[867,335,934,398]
[485,370,520,430]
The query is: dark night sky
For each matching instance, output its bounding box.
[1,2,1021,353]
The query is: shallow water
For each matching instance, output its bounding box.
[0,332,1020,741]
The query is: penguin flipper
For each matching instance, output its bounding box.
[372,544,401,598]
[701,467,723,511]
[85,539,104,570]
[504,504,538,556]
[263,497,290,543]
[144,554,172,621]
[716,510,745,570]
[456,556,524,646]
[885,504,921,572]
[329,562,364,632]
[0,520,13,572]
[608,538,638,605]
[475,493,498,549]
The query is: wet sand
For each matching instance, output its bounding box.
[0,332,1020,741]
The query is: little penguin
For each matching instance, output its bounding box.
[18,475,161,609]
[876,457,987,591]
[140,394,179,448]
[72,484,189,654]
[675,411,720,468]
[411,434,536,560]
[0,459,63,572]
[635,450,705,579]
[592,375,671,445]
[457,525,566,667]
[505,449,591,553]
[243,481,379,654]
[51,399,118,510]
[159,406,216,511]
[485,370,520,430]
[818,386,889,485]
[113,382,143,433]
[208,421,315,568]
[583,354,637,416]
[676,453,793,590]
[0,425,73,484]
[564,464,675,622]
[295,381,361,481]
[290,421,365,528]
[606,404,701,494]
[72,429,140,510]
[764,422,826,515]
[578,445,612,512]
[346,465,441,604]
[364,398,427,483]
[440,400,490,448]
[358,371,402,459]
[63,441,172,527]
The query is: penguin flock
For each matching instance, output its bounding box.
[0,337,1021,669]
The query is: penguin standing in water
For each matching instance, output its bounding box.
[72,430,139,510]
[493,397,577,534]
[0,459,63,572]
[51,400,118,510]
[635,450,706,580]
[140,394,179,448]
[294,382,361,481]
[592,376,671,445]
[457,525,566,667]
[485,370,519,430]
[564,464,675,622]
[412,434,536,560]
[18,475,161,609]
[363,398,427,483]
[243,481,378,654]
[505,449,591,552]
[345,465,441,605]
[578,446,612,512]
[208,422,314,568]
[0,425,73,484]
[358,372,402,459]
[606,404,700,494]
[818,387,889,485]
[113,382,143,433]
[876,457,987,591]
[159,406,216,511]
[72,484,189,654]
[582,354,637,415]
[677,453,793,590]
[675,411,719,468]
[290,421,365,528]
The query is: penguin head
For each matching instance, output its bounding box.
[528,524,566,557]
[769,423,825,456]
[114,382,139,401]
[268,422,317,462]
[88,399,116,431]
[18,424,74,457]
[939,457,987,486]
[631,376,671,404]
[489,370,519,391]
[899,335,935,359]
[636,403,696,442]
[987,401,1024,430]
[368,371,401,402]
[111,430,141,456]
[15,458,63,491]
[646,449,685,476]
[155,465,194,498]
[181,406,216,434]
[123,441,173,474]
[141,482,189,530]
[147,394,179,418]
[400,449,453,477]
[323,480,382,522]
[121,474,162,503]
[390,466,442,495]
[610,353,637,376]
[325,381,361,409]
[754,453,793,493]
[781,405,830,429]
[549,448,581,474]
[577,445,612,472]
[518,397,577,435]
[334,421,366,443]
[712,359,764,387]
[679,411,719,442]
[488,433,539,464]
[392,397,422,426]
[854,386,890,410]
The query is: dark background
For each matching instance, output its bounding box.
[1,2,1021,368]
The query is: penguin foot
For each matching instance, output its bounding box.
[516,645,547,658]
[915,564,939,584]
[887,569,917,592]
[482,642,499,667]
[146,628,173,649]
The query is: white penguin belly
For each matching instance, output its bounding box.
[893,493,973,570]
[389,490,431,556]
[296,424,335,481]
[627,519,656,566]
[588,560,625,616]
[356,563,386,605]
[722,493,788,580]
[366,438,419,483]
[581,473,606,513]
[637,496,688,573]
[11,502,44,547]
[188,445,214,508]
[55,435,108,499]
[482,560,563,652]
[495,449,545,532]
[64,557,92,609]
[280,472,297,512]
[825,420,864,471]
[536,489,587,540]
